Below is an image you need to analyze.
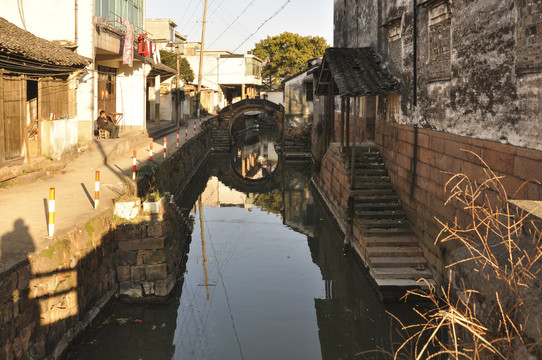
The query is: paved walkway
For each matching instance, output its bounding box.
[0,117,210,274]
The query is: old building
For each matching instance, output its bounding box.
[2,0,173,147]
[313,0,542,286]
[184,43,263,113]
[146,18,188,125]
[283,58,321,128]
[0,17,90,169]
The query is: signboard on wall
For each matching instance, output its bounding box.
[160,83,170,95]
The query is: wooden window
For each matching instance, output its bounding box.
[38,78,69,121]
[387,19,402,42]
[305,81,314,102]
[427,0,451,81]
[0,75,25,163]
[516,0,542,74]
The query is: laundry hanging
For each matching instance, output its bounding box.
[138,33,152,57]
[120,18,133,67]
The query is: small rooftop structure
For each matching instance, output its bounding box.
[315,47,399,96]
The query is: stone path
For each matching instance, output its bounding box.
[0,118,209,275]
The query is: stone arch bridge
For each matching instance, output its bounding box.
[209,98,285,135]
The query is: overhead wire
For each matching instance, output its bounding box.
[207,0,257,48]
[198,0,292,81]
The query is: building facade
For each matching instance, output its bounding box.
[1,0,167,149]
[315,0,542,280]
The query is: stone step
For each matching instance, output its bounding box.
[355,195,399,203]
[355,202,402,211]
[367,246,423,257]
[362,227,412,236]
[370,256,427,268]
[355,209,407,219]
[351,188,396,196]
[372,267,433,280]
[357,218,409,228]
[352,182,393,190]
[375,278,435,289]
[349,168,387,176]
[364,235,418,247]
[354,175,391,183]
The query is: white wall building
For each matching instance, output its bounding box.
[2,0,154,147]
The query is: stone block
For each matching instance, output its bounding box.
[515,156,542,182]
[114,200,140,220]
[115,225,146,241]
[117,237,165,252]
[142,198,164,215]
[145,264,167,281]
[117,251,137,266]
[119,281,142,298]
[117,266,130,282]
[143,250,166,265]
[130,266,145,282]
[146,223,163,238]
[142,282,155,295]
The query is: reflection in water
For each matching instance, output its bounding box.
[66,130,417,360]
[233,129,278,179]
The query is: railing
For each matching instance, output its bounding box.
[93,12,148,38]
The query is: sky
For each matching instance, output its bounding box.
[146,0,334,54]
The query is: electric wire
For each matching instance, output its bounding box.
[207,0,257,48]
[199,0,292,80]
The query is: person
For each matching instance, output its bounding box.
[96,110,119,139]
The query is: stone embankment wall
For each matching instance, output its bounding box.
[114,200,191,300]
[312,143,349,234]
[375,119,542,282]
[0,209,118,360]
[0,129,212,360]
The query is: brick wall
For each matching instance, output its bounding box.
[314,143,350,230]
[376,119,542,279]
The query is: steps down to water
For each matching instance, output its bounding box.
[210,128,231,152]
[344,144,435,299]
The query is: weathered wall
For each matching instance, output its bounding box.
[115,201,190,299]
[334,0,542,151]
[375,118,542,279]
[313,143,350,234]
[0,210,118,360]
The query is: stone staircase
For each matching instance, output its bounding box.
[210,128,231,152]
[147,121,178,140]
[346,144,434,299]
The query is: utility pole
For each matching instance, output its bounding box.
[196,0,208,118]
[176,43,180,126]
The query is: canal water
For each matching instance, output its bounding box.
[66,129,417,360]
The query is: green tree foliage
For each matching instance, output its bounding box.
[159,50,195,84]
[252,32,328,88]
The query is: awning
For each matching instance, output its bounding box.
[146,57,176,78]
[315,47,399,97]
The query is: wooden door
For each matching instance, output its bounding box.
[0,76,25,163]
[97,66,117,114]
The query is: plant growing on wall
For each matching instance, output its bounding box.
[393,151,542,359]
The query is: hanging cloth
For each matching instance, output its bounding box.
[138,33,151,57]
[120,18,133,67]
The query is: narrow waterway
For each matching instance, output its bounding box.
[66,129,418,360]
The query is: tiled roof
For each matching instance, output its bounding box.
[0,17,91,68]
[317,47,399,96]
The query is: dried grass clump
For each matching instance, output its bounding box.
[393,151,542,360]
